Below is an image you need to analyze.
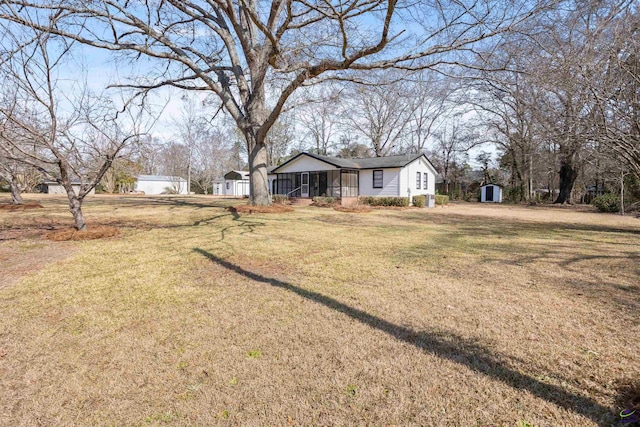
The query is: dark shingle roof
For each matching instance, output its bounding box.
[272,152,435,173]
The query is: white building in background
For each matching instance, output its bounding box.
[223,170,250,197]
[39,181,96,196]
[135,175,188,195]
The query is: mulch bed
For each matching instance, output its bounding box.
[228,204,294,214]
[0,203,43,211]
[45,226,120,241]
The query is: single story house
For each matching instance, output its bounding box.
[39,180,96,196]
[271,152,437,206]
[135,175,188,195]
[480,183,503,203]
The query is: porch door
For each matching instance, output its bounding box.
[301,172,309,197]
[486,186,494,202]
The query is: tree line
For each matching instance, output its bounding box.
[0,0,638,229]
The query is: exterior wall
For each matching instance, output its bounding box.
[224,179,250,196]
[46,184,95,196]
[398,157,437,199]
[135,179,187,195]
[212,181,224,195]
[275,156,339,173]
[481,185,503,203]
[359,168,400,197]
[268,174,277,194]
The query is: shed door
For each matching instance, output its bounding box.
[486,186,494,202]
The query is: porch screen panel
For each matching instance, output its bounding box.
[276,173,300,197]
[341,170,358,198]
[327,170,340,197]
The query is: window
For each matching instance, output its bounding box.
[416,172,421,189]
[226,182,230,190]
[373,170,383,188]
[423,172,428,190]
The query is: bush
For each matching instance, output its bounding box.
[272,194,289,204]
[162,186,179,195]
[592,193,620,212]
[312,196,337,207]
[435,195,449,206]
[359,196,410,207]
[412,195,426,207]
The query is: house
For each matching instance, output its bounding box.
[480,183,503,203]
[135,175,188,195]
[39,181,96,196]
[270,152,437,206]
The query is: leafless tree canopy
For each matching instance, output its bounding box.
[0,0,555,205]
[0,28,146,229]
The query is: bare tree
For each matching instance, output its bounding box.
[406,75,453,154]
[0,152,27,204]
[265,114,295,165]
[342,79,413,157]
[298,90,341,155]
[591,6,640,178]
[431,119,478,193]
[0,0,554,205]
[0,31,145,230]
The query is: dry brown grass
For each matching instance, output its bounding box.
[230,203,294,214]
[0,194,639,426]
[46,225,120,241]
[334,204,372,213]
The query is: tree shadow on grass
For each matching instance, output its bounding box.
[193,247,615,425]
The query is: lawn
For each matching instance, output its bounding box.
[1,194,639,426]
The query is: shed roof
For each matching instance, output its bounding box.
[224,170,250,180]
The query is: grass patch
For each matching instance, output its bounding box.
[334,205,372,213]
[1,195,639,425]
[45,225,120,241]
[229,204,294,214]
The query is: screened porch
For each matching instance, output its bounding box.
[274,170,358,198]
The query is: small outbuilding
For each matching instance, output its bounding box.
[480,183,503,203]
[135,175,188,195]
[223,170,250,197]
[221,168,278,197]
[39,181,95,196]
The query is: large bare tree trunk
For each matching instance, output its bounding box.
[554,157,578,204]
[10,177,24,204]
[247,137,271,205]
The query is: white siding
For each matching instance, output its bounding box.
[359,168,400,196]
[268,174,277,194]
[398,157,437,198]
[275,155,338,173]
[481,185,502,203]
[224,179,249,196]
[135,179,187,195]
[46,184,95,196]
